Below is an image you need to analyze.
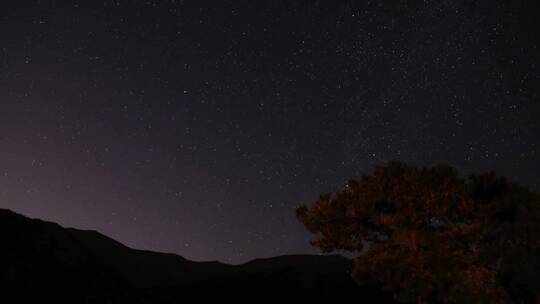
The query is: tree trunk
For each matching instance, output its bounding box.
[412,231,421,304]
[411,230,418,251]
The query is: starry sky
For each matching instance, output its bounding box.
[1,1,539,264]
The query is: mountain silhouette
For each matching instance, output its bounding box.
[0,209,392,303]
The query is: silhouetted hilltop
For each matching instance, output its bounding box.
[67,228,235,288]
[0,209,392,303]
[0,209,129,302]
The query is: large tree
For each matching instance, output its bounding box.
[296,161,540,303]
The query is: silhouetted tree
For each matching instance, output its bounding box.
[297,161,540,303]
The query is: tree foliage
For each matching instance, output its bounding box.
[296,161,540,303]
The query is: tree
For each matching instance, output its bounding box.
[296,161,540,303]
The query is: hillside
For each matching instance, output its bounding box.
[0,209,391,303]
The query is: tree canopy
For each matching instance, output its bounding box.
[296,161,540,303]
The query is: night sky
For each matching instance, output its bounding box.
[1,1,538,264]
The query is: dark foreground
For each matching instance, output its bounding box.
[0,209,392,303]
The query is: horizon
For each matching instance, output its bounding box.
[0,206,336,265]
